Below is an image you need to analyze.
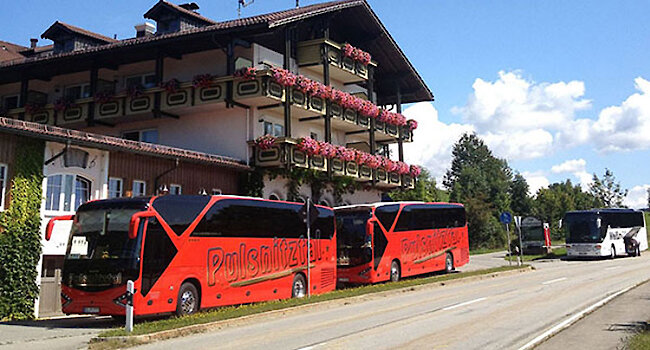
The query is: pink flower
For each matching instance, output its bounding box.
[409,165,422,177]
[366,155,382,169]
[271,67,297,87]
[255,135,276,150]
[396,161,410,175]
[407,119,418,130]
[317,141,337,158]
[336,146,356,161]
[160,78,180,93]
[192,74,214,88]
[297,137,320,156]
[342,43,372,66]
[234,67,257,80]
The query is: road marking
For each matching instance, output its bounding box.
[442,297,487,311]
[605,266,621,271]
[541,277,567,285]
[297,342,327,350]
[517,283,638,350]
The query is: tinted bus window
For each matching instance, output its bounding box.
[375,205,400,230]
[602,212,644,228]
[394,205,466,232]
[152,195,211,236]
[141,218,178,296]
[312,207,335,239]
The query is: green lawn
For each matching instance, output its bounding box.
[469,247,505,255]
[505,247,567,262]
[98,265,527,339]
[626,326,650,350]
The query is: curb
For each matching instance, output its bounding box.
[89,265,532,348]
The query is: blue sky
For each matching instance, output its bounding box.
[3,1,650,206]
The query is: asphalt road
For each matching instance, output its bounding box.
[132,254,650,350]
[1,251,648,350]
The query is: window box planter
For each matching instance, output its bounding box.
[290,145,309,168]
[308,96,326,114]
[358,164,372,181]
[357,114,370,129]
[28,108,53,125]
[290,88,308,109]
[233,74,285,105]
[194,80,227,106]
[375,168,389,184]
[255,144,283,167]
[389,171,402,185]
[374,120,385,133]
[344,108,357,124]
[402,174,415,189]
[58,99,91,125]
[400,126,413,142]
[345,161,358,177]
[385,123,399,137]
[309,154,327,171]
[330,103,344,120]
[126,92,154,115]
[296,39,377,84]
[331,158,345,176]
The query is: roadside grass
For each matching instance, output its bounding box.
[99,265,527,338]
[506,247,567,263]
[627,325,650,350]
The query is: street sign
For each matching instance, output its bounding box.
[299,200,319,226]
[500,212,512,224]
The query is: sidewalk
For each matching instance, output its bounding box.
[536,279,650,350]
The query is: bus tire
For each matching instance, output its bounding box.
[111,315,126,323]
[445,253,454,273]
[390,260,401,282]
[292,273,307,298]
[636,246,641,257]
[610,245,616,259]
[176,282,200,317]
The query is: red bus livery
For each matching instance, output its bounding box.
[47,195,336,317]
[336,202,469,284]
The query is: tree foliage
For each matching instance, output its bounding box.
[444,133,512,249]
[588,168,628,208]
[0,138,44,320]
[510,172,532,216]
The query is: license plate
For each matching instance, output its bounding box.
[338,277,349,282]
[83,307,100,314]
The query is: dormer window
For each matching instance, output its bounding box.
[144,1,215,35]
[41,21,116,54]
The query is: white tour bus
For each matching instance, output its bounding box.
[564,209,648,258]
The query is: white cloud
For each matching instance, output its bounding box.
[624,185,650,209]
[399,102,473,180]
[452,70,591,160]
[590,77,650,153]
[550,159,592,190]
[521,171,550,195]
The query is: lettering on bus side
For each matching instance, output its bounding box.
[400,229,464,263]
[207,238,323,286]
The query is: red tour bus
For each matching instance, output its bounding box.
[335,202,469,284]
[46,195,336,317]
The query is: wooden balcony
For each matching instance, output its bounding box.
[297,39,377,84]
[251,137,404,188]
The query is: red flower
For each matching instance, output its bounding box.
[234,67,257,80]
[407,119,418,130]
[161,79,180,94]
[297,137,320,156]
[318,141,337,158]
[342,43,372,66]
[271,67,297,87]
[255,135,276,150]
[409,165,422,177]
[192,74,214,88]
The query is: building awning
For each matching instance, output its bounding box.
[0,117,251,171]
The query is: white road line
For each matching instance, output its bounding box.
[605,266,621,271]
[442,297,487,311]
[517,284,638,350]
[541,277,567,285]
[297,342,327,350]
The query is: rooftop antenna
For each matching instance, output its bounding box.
[296,0,299,7]
[238,0,254,18]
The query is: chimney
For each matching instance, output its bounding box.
[30,38,38,49]
[179,3,200,12]
[135,22,156,38]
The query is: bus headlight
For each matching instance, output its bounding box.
[111,272,122,285]
[596,244,602,249]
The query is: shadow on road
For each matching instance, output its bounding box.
[0,316,119,330]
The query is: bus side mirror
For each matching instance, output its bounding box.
[129,212,153,239]
[45,215,74,241]
[366,219,375,236]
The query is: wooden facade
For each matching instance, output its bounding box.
[0,132,19,209]
[108,151,239,196]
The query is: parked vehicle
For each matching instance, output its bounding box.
[519,217,551,255]
[564,209,647,258]
[46,195,336,317]
[335,202,469,284]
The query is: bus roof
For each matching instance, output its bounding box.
[565,208,642,215]
[334,201,464,211]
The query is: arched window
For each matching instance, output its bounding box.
[269,193,281,201]
[319,199,330,207]
[45,174,91,212]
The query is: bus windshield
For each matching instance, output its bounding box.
[565,213,604,244]
[336,209,372,267]
[63,208,143,291]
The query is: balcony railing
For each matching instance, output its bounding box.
[250,137,414,189]
[297,39,377,84]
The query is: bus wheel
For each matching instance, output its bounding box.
[636,246,641,257]
[610,245,616,259]
[292,274,307,298]
[445,253,454,273]
[390,260,401,282]
[176,282,199,316]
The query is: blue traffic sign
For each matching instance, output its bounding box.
[500,212,512,224]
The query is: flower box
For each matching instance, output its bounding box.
[355,61,369,80]
[402,174,415,189]
[331,158,345,176]
[330,103,344,120]
[345,161,358,177]
[358,164,372,181]
[400,126,413,142]
[308,96,326,114]
[357,114,370,129]
[95,99,123,119]
[385,123,399,137]
[290,88,308,109]
[290,146,309,168]
[341,56,356,75]
[389,171,402,185]
[309,154,327,171]
[255,144,282,167]
[296,39,376,84]
[234,75,285,105]
[374,120,385,133]
[343,108,357,124]
[162,85,192,110]
[375,169,389,184]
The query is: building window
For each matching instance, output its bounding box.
[269,193,280,201]
[2,95,19,110]
[108,178,123,198]
[0,164,7,211]
[45,174,91,212]
[125,73,156,89]
[64,83,91,100]
[132,180,146,197]
[310,132,319,141]
[169,184,182,195]
[211,188,222,195]
[263,121,284,137]
[122,129,158,143]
